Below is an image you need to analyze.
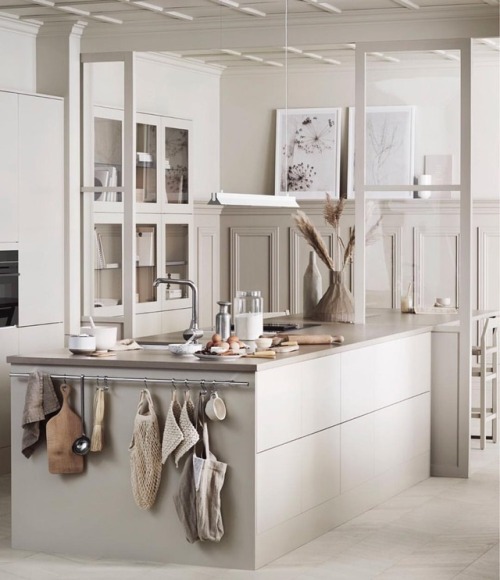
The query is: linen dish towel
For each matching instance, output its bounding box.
[161,389,184,464]
[22,371,60,458]
[173,390,199,467]
[129,388,162,510]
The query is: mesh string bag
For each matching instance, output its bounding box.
[129,388,162,510]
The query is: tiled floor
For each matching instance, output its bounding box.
[0,447,498,579]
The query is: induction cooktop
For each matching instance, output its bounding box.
[261,322,320,332]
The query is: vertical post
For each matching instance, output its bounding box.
[354,45,366,324]
[123,53,136,339]
[458,39,472,477]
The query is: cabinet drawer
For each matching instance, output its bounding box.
[256,425,340,533]
[341,333,431,422]
[256,355,341,452]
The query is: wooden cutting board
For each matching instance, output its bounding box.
[46,384,84,474]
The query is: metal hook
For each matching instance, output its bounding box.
[96,376,100,390]
[144,378,148,389]
[103,376,109,391]
[200,379,207,395]
[184,379,189,392]
[171,378,176,391]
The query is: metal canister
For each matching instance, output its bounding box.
[215,301,231,340]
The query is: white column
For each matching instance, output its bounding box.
[36,21,88,335]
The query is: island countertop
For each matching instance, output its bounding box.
[7,309,472,372]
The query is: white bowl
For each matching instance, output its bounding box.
[167,343,203,356]
[81,326,117,350]
[68,334,96,354]
[435,297,451,307]
[255,337,273,350]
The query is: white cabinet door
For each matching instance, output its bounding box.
[0,326,18,474]
[18,94,64,327]
[0,92,19,242]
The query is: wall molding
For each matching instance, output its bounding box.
[477,226,500,311]
[414,226,460,309]
[230,226,279,312]
[197,225,219,327]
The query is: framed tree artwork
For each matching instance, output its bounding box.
[347,105,415,199]
[275,108,341,199]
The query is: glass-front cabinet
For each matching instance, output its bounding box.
[93,106,123,207]
[82,101,194,328]
[165,121,190,206]
[136,117,158,206]
[136,220,159,311]
[89,214,123,318]
[135,113,192,212]
[162,216,193,311]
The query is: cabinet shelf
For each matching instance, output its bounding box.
[95,263,121,270]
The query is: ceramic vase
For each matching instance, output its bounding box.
[311,270,354,323]
[303,251,322,318]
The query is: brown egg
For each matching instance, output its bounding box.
[230,341,240,353]
[228,335,239,343]
[205,341,213,349]
[212,333,222,343]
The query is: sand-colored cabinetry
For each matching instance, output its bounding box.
[255,333,431,566]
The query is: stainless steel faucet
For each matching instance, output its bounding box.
[153,277,204,342]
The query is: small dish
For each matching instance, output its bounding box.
[68,334,96,355]
[167,343,203,356]
[194,352,244,362]
[69,348,96,355]
[255,337,273,350]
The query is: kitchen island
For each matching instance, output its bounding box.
[7,311,473,570]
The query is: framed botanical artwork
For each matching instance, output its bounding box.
[275,107,341,199]
[347,105,415,199]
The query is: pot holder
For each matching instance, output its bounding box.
[173,390,199,467]
[162,389,183,464]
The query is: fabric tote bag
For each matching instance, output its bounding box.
[129,388,162,510]
[174,391,227,543]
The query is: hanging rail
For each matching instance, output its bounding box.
[9,372,249,389]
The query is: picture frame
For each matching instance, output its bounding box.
[347,105,415,199]
[275,107,341,199]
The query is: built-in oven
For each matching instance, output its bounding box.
[0,250,19,327]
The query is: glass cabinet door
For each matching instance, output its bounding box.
[136,120,158,205]
[164,124,189,205]
[163,221,191,307]
[136,223,158,306]
[94,114,123,203]
[93,221,123,315]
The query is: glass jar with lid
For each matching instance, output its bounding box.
[233,290,263,340]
